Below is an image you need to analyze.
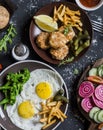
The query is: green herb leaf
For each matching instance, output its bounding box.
[0,68,30,109]
[0,24,17,52]
[58,56,74,66]
[63,25,71,35]
[73,68,79,75]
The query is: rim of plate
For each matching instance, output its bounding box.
[0,60,69,130]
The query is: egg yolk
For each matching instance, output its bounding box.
[35,82,52,99]
[18,101,35,118]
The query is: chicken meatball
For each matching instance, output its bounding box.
[59,26,75,41]
[50,45,69,60]
[49,32,68,49]
[36,32,50,50]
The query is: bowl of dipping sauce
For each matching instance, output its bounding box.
[75,0,103,11]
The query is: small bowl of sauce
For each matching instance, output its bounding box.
[75,0,103,11]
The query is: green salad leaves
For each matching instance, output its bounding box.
[0,68,30,109]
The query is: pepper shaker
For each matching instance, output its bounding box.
[12,43,29,61]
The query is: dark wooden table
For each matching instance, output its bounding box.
[0,0,103,130]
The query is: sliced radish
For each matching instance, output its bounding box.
[81,97,94,112]
[95,85,103,101]
[79,81,95,98]
[92,94,103,109]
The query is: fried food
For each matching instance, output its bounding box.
[50,45,69,60]
[49,32,68,49]
[39,98,67,130]
[59,25,75,41]
[0,6,10,29]
[53,4,82,31]
[42,119,56,130]
[36,32,50,50]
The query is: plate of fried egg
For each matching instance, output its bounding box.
[0,60,68,130]
[29,2,93,65]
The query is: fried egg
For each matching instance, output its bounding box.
[6,69,63,130]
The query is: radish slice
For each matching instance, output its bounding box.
[92,94,103,109]
[95,85,103,101]
[79,81,95,98]
[81,97,94,112]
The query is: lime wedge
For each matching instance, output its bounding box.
[33,15,58,32]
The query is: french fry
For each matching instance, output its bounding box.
[72,24,82,31]
[42,119,56,130]
[57,13,63,22]
[47,101,57,107]
[53,112,60,119]
[39,109,50,115]
[48,107,55,123]
[46,97,53,104]
[38,99,67,130]
[60,5,65,17]
[57,109,67,118]
[53,4,83,31]
[40,118,48,123]
[53,6,58,21]
[57,4,64,13]
[56,101,62,108]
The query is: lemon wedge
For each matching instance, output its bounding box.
[33,15,58,32]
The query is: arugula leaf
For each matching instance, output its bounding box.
[58,56,74,66]
[0,24,17,52]
[73,68,79,75]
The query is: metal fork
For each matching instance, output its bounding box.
[91,20,103,34]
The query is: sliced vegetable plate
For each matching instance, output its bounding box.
[0,60,68,130]
[77,58,103,130]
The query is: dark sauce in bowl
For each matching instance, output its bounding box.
[79,0,100,7]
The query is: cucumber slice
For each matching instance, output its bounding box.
[98,65,103,77]
[97,110,103,122]
[98,69,103,77]
[93,111,101,123]
[102,70,103,77]
[89,68,97,76]
[89,107,100,119]
[98,65,103,70]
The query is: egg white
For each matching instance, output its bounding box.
[6,69,63,130]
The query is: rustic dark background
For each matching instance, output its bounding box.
[0,0,103,130]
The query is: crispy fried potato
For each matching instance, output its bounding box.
[53,4,82,31]
[40,117,48,123]
[47,101,57,107]
[57,4,64,12]
[39,109,50,115]
[46,97,53,103]
[38,99,67,130]
[42,119,56,130]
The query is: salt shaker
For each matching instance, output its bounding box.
[12,43,29,61]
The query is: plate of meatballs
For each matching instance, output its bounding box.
[29,2,93,65]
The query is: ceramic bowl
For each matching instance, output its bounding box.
[75,0,103,11]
